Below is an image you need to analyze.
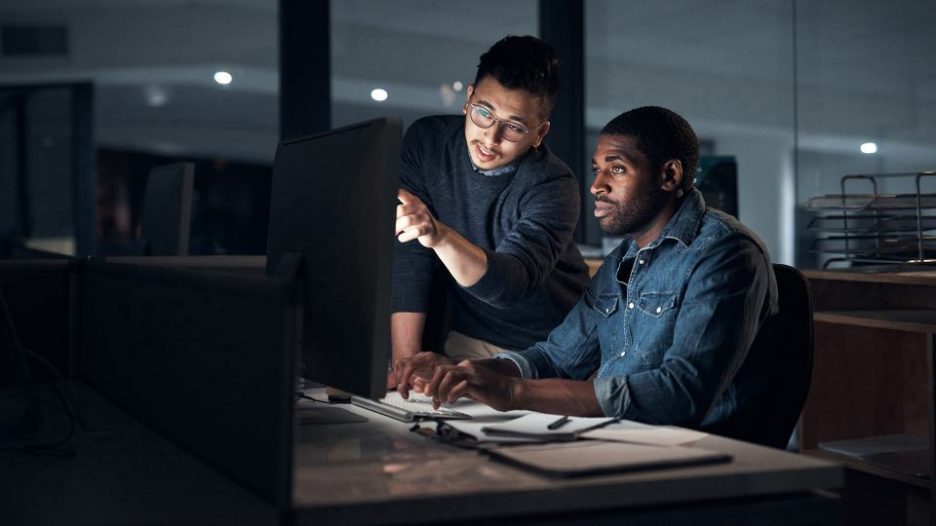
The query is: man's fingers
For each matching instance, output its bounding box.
[397,188,417,204]
[426,366,453,408]
[411,376,428,393]
[446,379,470,404]
[397,226,432,243]
[396,203,420,218]
[435,369,462,405]
[396,361,417,398]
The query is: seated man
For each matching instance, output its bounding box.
[391,36,589,382]
[396,106,778,430]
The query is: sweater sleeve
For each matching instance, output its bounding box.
[390,120,437,313]
[465,166,581,308]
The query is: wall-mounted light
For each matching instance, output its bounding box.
[370,88,388,102]
[214,71,233,85]
[860,142,878,154]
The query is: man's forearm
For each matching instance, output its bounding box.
[512,378,604,417]
[391,312,427,361]
[432,223,488,287]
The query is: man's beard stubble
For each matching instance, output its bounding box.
[597,186,671,237]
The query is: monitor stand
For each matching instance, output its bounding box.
[295,380,368,426]
[296,404,367,425]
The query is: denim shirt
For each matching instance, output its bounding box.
[499,189,778,428]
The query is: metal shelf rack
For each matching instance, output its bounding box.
[805,171,936,268]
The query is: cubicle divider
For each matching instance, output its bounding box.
[76,259,297,510]
[0,259,73,384]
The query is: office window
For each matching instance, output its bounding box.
[795,0,936,268]
[331,0,538,129]
[585,0,796,260]
[1,2,279,256]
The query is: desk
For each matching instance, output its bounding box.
[5,383,843,526]
[1,383,279,526]
[802,268,936,524]
[293,398,843,525]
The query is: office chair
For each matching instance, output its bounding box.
[703,263,814,449]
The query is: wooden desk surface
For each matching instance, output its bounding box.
[293,397,842,525]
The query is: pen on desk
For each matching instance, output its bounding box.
[547,415,571,430]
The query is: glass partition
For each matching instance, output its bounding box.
[586,0,796,260]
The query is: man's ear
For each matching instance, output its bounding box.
[660,160,684,195]
[532,120,551,148]
[463,85,474,113]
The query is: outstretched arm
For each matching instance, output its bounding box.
[396,188,488,287]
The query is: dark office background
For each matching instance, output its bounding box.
[1,0,935,267]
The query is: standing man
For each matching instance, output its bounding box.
[391,36,589,386]
[401,106,778,433]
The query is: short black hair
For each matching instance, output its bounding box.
[474,35,559,117]
[600,106,699,193]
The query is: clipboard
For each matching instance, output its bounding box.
[486,440,731,477]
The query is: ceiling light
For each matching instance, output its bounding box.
[145,86,168,107]
[214,71,233,85]
[452,81,464,92]
[860,142,878,154]
[370,88,388,102]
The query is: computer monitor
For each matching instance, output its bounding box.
[140,162,194,256]
[266,118,401,400]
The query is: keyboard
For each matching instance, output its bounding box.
[351,391,472,422]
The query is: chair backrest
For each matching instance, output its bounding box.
[703,263,814,449]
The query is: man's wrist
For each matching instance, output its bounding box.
[507,377,525,411]
[429,220,451,249]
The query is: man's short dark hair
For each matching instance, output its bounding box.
[600,106,699,193]
[474,35,559,117]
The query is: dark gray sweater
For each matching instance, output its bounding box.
[391,115,588,350]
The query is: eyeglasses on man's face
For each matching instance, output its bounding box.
[466,103,538,142]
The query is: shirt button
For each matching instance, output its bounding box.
[628,302,635,309]
[655,306,662,313]
[620,351,626,357]
[638,259,646,265]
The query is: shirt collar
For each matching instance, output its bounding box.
[650,188,706,249]
[470,158,519,177]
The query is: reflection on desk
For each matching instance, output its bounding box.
[293,393,843,525]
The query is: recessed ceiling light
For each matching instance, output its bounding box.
[370,88,388,102]
[214,71,233,85]
[145,86,168,107]
[452,81,464,92]
[860,142,878,154]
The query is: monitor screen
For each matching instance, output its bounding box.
[265,118,401,399]
[140,162,194,256]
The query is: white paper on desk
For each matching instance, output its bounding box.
[481,413,616,439]
[582,425,708,446]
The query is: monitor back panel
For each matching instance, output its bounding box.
[140,162,194,256]
[265,118,401,399]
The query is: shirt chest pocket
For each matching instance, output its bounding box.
[636,291,677,317]
[630,291,679,366]
[585,291,620,318]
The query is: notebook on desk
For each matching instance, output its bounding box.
[487,440,731,478]
[351,391,472,422]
